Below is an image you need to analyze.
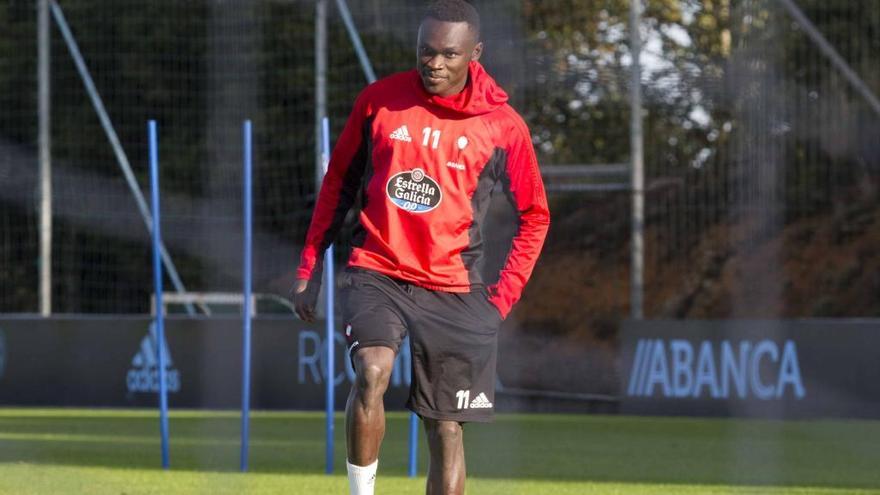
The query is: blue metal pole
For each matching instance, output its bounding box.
[240,120,254,472]
[408,396,418,477]
[322,117,335,474]
[324,249,335,473]
[149,120,170,469]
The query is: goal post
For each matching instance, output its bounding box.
[150,292,295,317]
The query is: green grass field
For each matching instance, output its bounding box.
[0,409,878,494]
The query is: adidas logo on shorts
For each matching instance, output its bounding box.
[389,125,412,142]
[469,392,493,409]
[456,389,494,409]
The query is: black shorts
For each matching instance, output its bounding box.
[339,267,502,423]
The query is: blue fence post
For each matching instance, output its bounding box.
[408,411,418,477]
[148,120,170,469]
[321,117,336,474]
[240,120,254,472]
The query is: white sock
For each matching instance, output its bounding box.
[347,459,378,495]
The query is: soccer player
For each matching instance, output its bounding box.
[293,1,549,493]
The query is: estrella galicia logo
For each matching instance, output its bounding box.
[386,168,442,213]
[0,328,6,380]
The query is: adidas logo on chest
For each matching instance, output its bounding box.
[389,125,412,142]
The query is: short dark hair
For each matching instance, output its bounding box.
[423,0,481,39]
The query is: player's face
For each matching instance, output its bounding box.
[417,18,482,97]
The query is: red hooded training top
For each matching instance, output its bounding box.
[297,61,549,319]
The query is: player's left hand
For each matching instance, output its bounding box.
[291,278,319,322]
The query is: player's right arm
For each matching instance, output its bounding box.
[294,89,373,321]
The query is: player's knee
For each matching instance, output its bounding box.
[358,362,391,390]
[351,347,394,406]
[426,419,462,443]
[353,364,391,409]
[353,350,393,396]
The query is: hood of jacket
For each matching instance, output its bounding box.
[413,61,508,116]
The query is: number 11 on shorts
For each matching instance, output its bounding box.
[455,389,470,409]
